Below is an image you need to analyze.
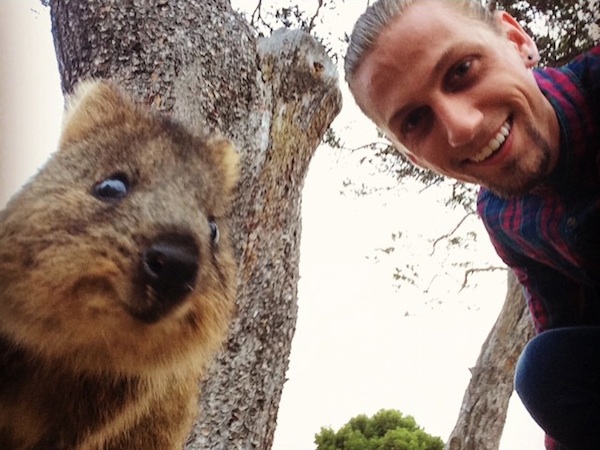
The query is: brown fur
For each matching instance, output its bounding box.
[0,80,239,449]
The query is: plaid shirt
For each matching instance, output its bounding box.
[477,46,600,450]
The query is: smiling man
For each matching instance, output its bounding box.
[345,1,600,449]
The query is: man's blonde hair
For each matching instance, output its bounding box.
[344,0,500,86]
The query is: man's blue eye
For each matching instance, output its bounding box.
[446,58,475,91]
[455,60,472,76]
[402,107,431,135]
[93,173,129,201]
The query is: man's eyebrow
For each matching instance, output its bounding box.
[432,45,463,79]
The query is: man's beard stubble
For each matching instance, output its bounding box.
[483,122,555,199]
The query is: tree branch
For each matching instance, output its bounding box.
[445,272,534,450]
[307,0,324,33]
[429,213,472,256]
[459,266,508,291]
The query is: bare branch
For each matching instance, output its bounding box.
[250,0,273,34]
[307,0,324,33]
[429,213,472,256]
[459,266,508,291]
[346,140,390,152]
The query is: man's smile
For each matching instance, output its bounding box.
[468,119,512,163]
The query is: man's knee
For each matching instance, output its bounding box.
[514,331,559,408]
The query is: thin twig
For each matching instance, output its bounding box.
[459,266,508,291]
[429,213,471,256]
[307,0,324,33]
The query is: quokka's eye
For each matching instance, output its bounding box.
[93,173,129,201]
[209,219,220,244]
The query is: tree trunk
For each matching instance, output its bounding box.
[49,1,341,449]
[445,271,535,450]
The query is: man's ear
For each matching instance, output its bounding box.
[494,11,540,67]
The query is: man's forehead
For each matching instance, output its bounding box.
[354,17,452,122]
[353,3,497,123]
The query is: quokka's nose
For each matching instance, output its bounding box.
[141,232,199,313]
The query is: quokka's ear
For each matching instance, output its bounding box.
[60,80,137,147]
[206,135,240,199]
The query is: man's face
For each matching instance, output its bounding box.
[350,1,560,197]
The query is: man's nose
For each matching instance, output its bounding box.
[435,97,483,148]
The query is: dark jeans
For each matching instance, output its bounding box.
[515,326,600,450]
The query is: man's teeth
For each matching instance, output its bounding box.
[470,122,511,162]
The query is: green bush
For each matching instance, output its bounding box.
[315,409,443,450]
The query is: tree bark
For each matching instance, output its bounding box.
[445,271,535,450]
[49,1,341,449]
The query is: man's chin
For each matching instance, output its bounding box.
[482,171,549,199]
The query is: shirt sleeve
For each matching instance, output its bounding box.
[480,215,593,334]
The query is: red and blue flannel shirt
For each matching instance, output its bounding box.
[477,46,600,450]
